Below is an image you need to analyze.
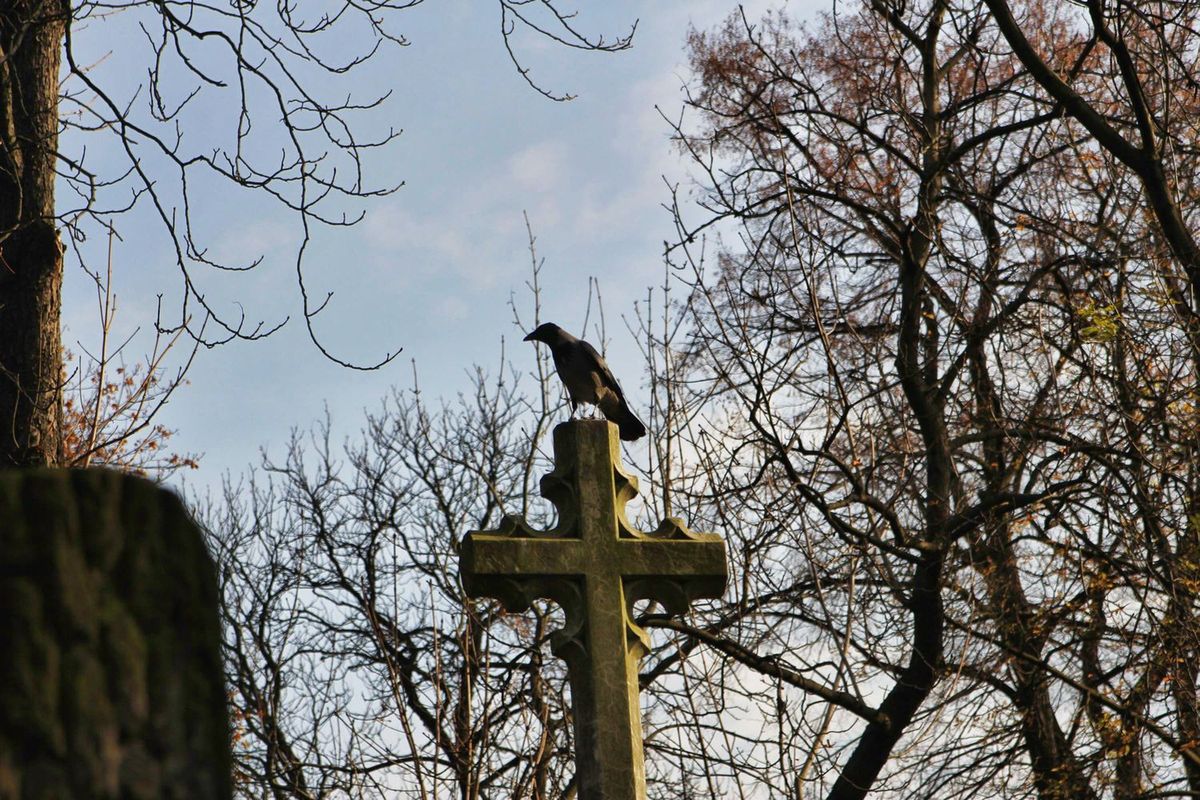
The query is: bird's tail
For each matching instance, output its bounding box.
[616,399,647,441]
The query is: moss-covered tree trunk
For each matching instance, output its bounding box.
[0,0,66,467]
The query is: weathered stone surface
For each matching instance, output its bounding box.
[461,420,728,800]
[0,469,230,800]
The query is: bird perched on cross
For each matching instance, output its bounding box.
[523,322,647,441]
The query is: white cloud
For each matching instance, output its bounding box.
[508,140,570,193]
[364,202,470,264]
[362,199,524,292]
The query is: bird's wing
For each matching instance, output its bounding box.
[578,339,646,440]
[579,340,627,399]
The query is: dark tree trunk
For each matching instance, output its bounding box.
[0,0,65,467]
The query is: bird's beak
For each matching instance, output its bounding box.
[523,331,536,342]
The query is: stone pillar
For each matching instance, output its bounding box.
[0,469,231,800]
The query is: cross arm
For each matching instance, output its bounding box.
[618,517,727,614]
[460,515,582,612]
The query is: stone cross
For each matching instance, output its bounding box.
[459,419,727,800]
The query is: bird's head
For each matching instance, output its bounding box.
[523,322,568,345]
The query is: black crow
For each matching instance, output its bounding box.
[523,322,647,441]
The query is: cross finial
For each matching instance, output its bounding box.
[460,420,728,800]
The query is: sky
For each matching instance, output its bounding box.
[59,0,822,490]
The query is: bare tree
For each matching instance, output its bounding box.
[202,373,580,799]
[981,0,1200,324]
[0,0,634,467]
[648,2,1200,798]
